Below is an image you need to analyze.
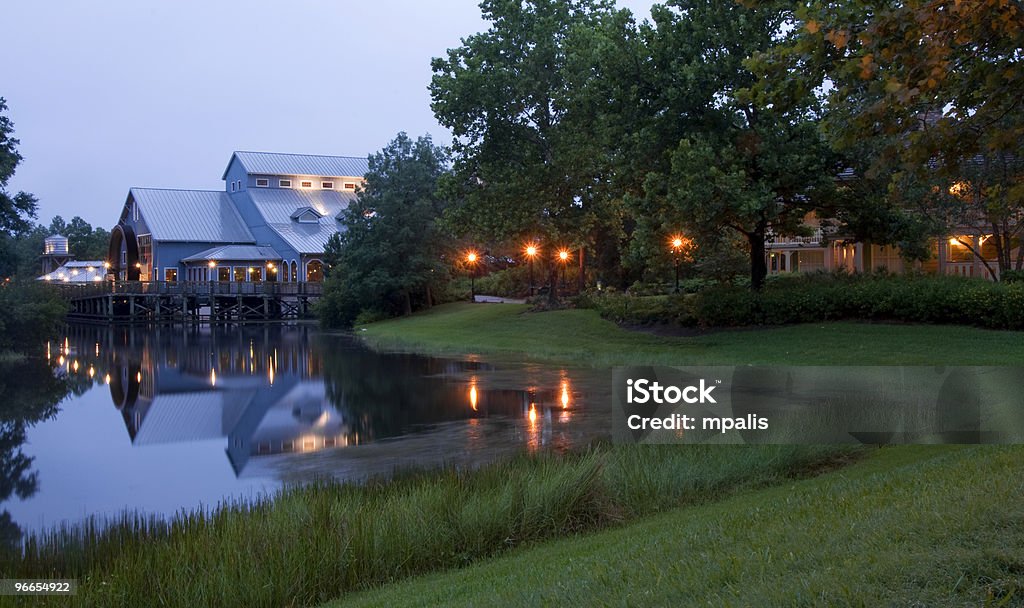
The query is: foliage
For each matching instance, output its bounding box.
[319,133,450,327]
[588,273,1024,331]
[0,280,68,353]
[5,443,852,608]
[765,0,1024,276]
[337,446,1024,608]
[633,1,843,291]
[0,357,70,549]
[430,0,631,297]
[0,98,38,237]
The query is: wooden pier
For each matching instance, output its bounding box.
[57,281,323,323]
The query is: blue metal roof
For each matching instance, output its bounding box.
[223,151,369,180]
[130,188,255,243]
[181,245,282,263]
[245,188,357,254]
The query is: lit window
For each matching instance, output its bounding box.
[321,181,334,189]
[300,181,313,188]
[344,183,356,189]
[256,178,269,187]
[279,179,292,188]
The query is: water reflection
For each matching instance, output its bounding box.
[43,325,606,488]
[0,358,76,548]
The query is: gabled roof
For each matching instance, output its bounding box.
[129,188,255,244]
[181,245,282,263]
[222,151,370,180]
[245,188,358,255]
[290,207,324,222]
[37,261,107,283]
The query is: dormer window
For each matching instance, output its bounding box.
[322,181,334,189]
[280,179,292,188]
[290,206,323,224]
[344,183,356,190]
[300,181,313,188]
[256,178,269,187]
[231,182,236,192]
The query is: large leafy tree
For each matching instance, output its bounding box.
[635,1,841,290]
[430,0,627,295]
[774,0,1024,277]
[320,133,450,327]
[0,98,37,237]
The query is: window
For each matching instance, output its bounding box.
[321,181,334,189]
[165,268,177,282]
[306,259,324,282]
[279,179,292,188]
[218,267,230,282]
[231,182,236,192]
[344,183,356,190]
[256,178,269,187]
[233,266,247,282]
[300,181,313,188]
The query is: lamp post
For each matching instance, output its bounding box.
[525,244,538,297]
[466,251,478,302]
[557,249,570,295]
[670,236,686,293]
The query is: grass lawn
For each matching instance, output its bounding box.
[359,302,1024,366]
[333,445,1024,608]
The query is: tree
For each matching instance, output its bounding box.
[0,98,38,236]
[775,0,1024,277]
[319,133,450,327]
[430,0,627,298]
[635,1,841,290]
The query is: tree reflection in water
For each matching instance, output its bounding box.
[0,358,77,550]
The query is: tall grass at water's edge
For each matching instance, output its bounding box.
[0,444,860,608]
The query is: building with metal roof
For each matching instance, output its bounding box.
[108,151,368,284]
[38,260,107,283]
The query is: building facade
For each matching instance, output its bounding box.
[767,213,1019,281]
[107,151,368,283]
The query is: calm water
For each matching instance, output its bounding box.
[0,324,610,538]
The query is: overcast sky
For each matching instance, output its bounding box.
[3,0,657,229]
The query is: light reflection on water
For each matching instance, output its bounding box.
[2,324,609,534]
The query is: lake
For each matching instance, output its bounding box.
[0,324,610,539]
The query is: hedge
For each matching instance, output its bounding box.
[586,274,1024,331]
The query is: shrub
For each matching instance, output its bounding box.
[581,274,1024,330]
[0,281,68,353]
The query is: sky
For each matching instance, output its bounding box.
[3,0,657,229]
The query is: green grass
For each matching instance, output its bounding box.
[333,445,1024,608]
[2,445,854,608]
[359,302,1024,366]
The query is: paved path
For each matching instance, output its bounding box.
[473,295,527,304]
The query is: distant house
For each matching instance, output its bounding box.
[107,151,369,283]
[766,212,1019,281]
[38,260,107,283]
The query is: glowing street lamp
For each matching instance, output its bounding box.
[669,235,689,293]
[466,251,479,301]
[557,249,570,294]
[524,243,539,297]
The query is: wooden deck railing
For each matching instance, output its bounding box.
[53,280,324,299]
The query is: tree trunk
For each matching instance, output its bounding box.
[576,246,585,293]
[546,264,560,306]
[402,290,412,316]
[425,284,433,309]
[747,230,768,291]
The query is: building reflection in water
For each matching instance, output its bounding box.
[51,324,597,480]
